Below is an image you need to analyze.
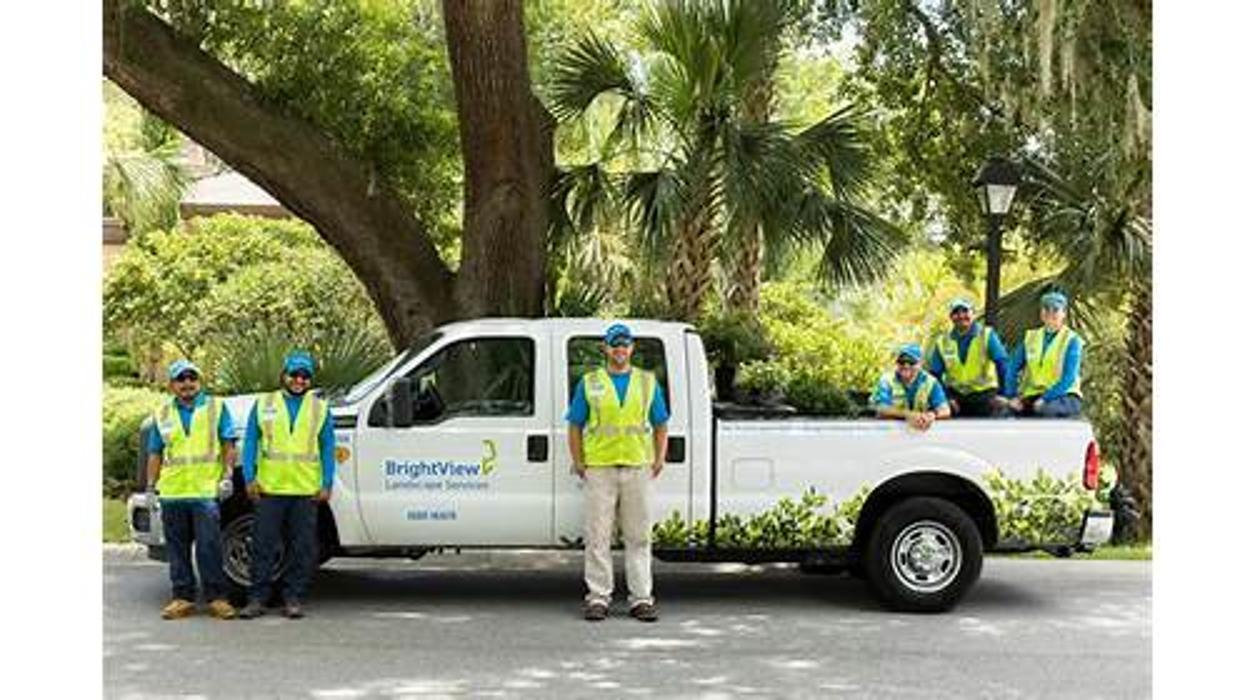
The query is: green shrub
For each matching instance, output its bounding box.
[103,385,165,497]
[210,325,392,395]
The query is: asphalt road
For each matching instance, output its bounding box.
[104,549,1150,699]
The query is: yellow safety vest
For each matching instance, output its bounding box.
[878,370,942,412]
[583,368,656,467]
[1021,326,1083,397]
[933,325,999,393]
[153,396,222,499]
[257,391,327,495]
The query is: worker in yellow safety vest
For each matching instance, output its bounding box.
[873,343,952,431]
[146,359,238,620]
[237,350,335,620]
[925,298,1012,417]
[1005,291,1085,418]
[567,323,669,622]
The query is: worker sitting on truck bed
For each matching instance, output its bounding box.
[567,322,669,623]
[873,343,951,431]
[926,298,1011,417]
[238,350,335,621]
[1003,291,1085,418]
[146,359,238,621]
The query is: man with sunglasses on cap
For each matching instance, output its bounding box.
[1004,291,1085,418]
[238,350,335,620]
[146,359,238,620]
[925,298,1011,417]
[567,323,669,622]
[872,343,951,431]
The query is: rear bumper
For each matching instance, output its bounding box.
[1078,509,1114,549]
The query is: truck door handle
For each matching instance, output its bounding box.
[527,435,548,462]
[666,436,685,463]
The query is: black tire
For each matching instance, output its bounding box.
[220,510,288,606]
[863,496,983,613]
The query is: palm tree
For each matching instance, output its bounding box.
[547,0,901,321]
[103,81,190,233]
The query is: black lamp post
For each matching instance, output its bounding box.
[972,157,1021,330]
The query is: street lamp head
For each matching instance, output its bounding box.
[973,156,1021,216]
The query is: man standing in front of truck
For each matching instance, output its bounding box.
[873,343,951,430]
[926,298,1011,417]
[237,350,335,620]
[146,359,238,620]
[1004,291,1085,417]
[567,323,669,622]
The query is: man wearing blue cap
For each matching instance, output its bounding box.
[873,343,951,430]
[567,323,669,622]
[146,359,238,620]
[238,350,335,620]
[1004,291,1085,418]
[926,298,1011,417]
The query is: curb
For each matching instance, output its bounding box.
[103,543,149,561]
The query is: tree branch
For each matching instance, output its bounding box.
[103,0,455,346]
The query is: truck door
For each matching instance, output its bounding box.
[354,330,554,545]
[552,329,691,545]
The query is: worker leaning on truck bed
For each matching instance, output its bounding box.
[926,298,1012,417]
[873,343,952,431]
[1003,291,1086,418]
[238,350,335,621]
[567,323,669,623]
[146,359,238,621]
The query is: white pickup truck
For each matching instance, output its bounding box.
[129,318,1113,611]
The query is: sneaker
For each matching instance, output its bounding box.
[282,602,305,619]
[237,601,265,620]
[160,598,196,620]
[206,599,237,620]
[629,602,658,622]
[583,601,609,622]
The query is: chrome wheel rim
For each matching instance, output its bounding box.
[222,514,285,588]
[890,520,961,594]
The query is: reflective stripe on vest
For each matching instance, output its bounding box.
[257,391,326,495]
[1022,326,1083,397]
[880,370,940,412]
[154,397,220,499]
[934,326,998,393]
[583,368,655,467]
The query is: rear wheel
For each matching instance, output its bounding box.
[863,497,982,612]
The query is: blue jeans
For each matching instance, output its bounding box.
[160,499,226,601]
[249,496,318,605]
[1015,394,1083,418]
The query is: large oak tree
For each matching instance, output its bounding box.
[103,0,552,348]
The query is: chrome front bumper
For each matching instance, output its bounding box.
[126,493,164,547]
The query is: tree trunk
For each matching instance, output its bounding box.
[102,0,550,348]
[666,182,717,321]
[1119,281,1152,539]
[443,0,552,318]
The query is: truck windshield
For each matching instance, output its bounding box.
[333,331,442,405]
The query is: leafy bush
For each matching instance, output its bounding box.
[103,385,165,497]
[984,469,1108,545]
[210,325,392,396]
[652,486,871,549]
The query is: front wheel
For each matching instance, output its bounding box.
[221,511,288,605]
[863,497,983,612]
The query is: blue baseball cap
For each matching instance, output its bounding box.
[948,298,974,313]
[604,323,633,344]
[1040,291,1068,310]
[895,343,923,364]
[282,350,316,376]
[167,359,201,381]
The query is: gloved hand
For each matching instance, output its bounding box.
[217,478,234,501]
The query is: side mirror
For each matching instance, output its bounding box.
[389,378,415,428]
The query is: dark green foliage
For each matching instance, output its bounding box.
[984,468,1108,545]
[102,385,165,497]
[210,326,392,397]
[652,486,870,548]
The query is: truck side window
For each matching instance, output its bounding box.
[372,337,535,425]
[566,336,669,405]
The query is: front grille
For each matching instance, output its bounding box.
[131,507,151,533]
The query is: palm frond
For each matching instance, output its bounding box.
[547,33,642,123]
[817,202,907,289]
[624,167,686,264]
[794,104,874,200]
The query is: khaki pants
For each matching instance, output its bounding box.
[583,466,653,607]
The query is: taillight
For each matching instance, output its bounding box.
[1083,440,1100,490]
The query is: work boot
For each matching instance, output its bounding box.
[237,600,265,620]
[282,601,305,619]
[160,598,196,620]
[629,602,658,622]
[206,599,237,620]
[583,601,608,622]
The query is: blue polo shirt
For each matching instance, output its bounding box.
[1005,329,1084,400]
[873,370,948,411]
[146,392,237,453]
[241,391,336,490]
[926,323,1009,392]
[566,370,669,427]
